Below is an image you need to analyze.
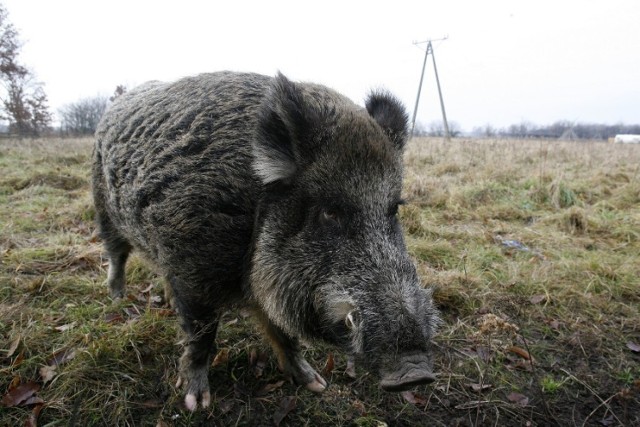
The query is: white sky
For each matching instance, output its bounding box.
[4,0,640,131]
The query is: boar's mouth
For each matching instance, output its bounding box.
[379,355,436,392]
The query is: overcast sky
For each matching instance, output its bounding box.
[4,0,639,131]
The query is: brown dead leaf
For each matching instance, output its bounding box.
[39,365,56,384]
[124,306,142,319]
[156,420,170,427]
[7,335,20,358]
[11,350,25,368]
[1,381,40,407]
[507,346,531,360]
[626,341,640,353]
[401,390,428,406]
[24,397,44,427]
[467,383,492,392]
[25,401,44,427]
[9,376,21,390]
[47,348,76,367]
[273,396,296,426]
[211,348,230,368]
[507,392,529,407]
[529,294,547,305]
[104,312,124,324]
[322,353,335,376]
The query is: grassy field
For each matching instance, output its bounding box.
[1,136,639,426]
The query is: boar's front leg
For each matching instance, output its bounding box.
[170,276,219,411]
[253,308,327,392]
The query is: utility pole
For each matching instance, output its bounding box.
[410,37,450,140]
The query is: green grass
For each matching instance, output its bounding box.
[1,137,639,426]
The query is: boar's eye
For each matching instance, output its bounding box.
[319,207,341,228]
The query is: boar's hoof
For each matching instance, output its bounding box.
[305,373,327,393]
[176,365,211,411]
[380,360,436,392]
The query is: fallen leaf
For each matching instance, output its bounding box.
[47,348,76,367]
[25,402,44,427]
[7,335,20,358]
[9,376,21,390]
[529,294,547,304]
[256,380,285,396]
[54,321,77,332]
[401,390,428,405]
[273,396,296,426]
[507,392,529,407]
[211,348,229,368]
[124,306,142,319]
[626,342,640,353]
[1,381,41,407]
[322,353,335,376]
[22,396,44,406]
[549,319,560,330]
[507,346,531,360]
[11,350,24,368]
[39,365,57,384]
[104,312,124,324]
[156,420,170,427]
[467,383,492,392]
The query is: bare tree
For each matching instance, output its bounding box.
[0,4,51,136]
[59,96,108,135]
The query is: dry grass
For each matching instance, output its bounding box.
[1,137,639,426]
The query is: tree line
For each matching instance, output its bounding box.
[471,121,640,140]
[0,3,127,137]
[415,120,640,140]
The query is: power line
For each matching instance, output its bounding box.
[410,37,450,140]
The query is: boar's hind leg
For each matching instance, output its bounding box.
[170,277,219,411]
[254,308,327,393]
[97,216,132,299]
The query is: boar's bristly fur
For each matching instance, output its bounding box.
[93,71,439,411]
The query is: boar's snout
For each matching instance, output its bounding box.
[379,354,436,392]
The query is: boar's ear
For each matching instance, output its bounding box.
[365,91,409,151]
[253,72,317,185]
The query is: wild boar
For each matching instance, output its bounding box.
[93,71,439,410]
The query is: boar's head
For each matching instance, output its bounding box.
[251,73,439,391]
